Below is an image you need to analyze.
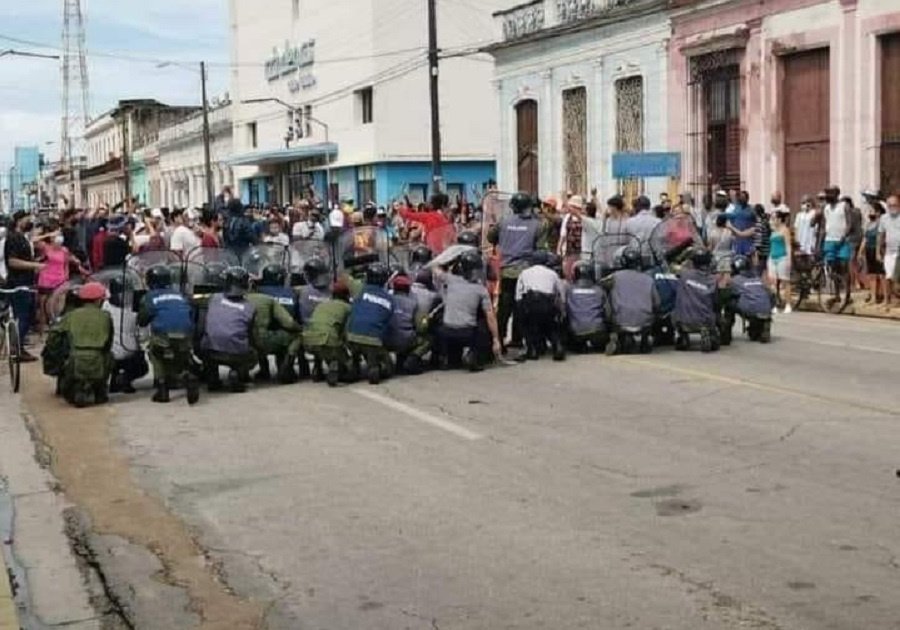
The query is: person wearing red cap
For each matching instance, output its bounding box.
[56,281,114,408]
[302,279,353,387]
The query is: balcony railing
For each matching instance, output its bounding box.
[158,104,232,148]
[495,0,635,41]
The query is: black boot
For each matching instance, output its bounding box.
[152,380,170,403]
[255,358,272,382]
[185,374,200,405]
[326,360,340,388]
[311,358,325,383]
[227,370,247,393]
[277,355,298,384]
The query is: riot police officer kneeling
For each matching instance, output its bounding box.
[514,251,566,361]
[565,260,611,352]
[672,249,720,352]
[201,267,258,393]
[602,248,659,355]
[437,250,501,371]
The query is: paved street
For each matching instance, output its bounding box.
[14,312,900,629]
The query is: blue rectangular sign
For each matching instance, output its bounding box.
[612,152,681,178]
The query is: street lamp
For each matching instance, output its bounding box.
[241,97,333,207]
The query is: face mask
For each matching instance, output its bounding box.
[53,235,65,246]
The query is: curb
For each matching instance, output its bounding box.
[796,292,900,321]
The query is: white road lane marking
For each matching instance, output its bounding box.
[351,388,484,441]
[777,335,900,356]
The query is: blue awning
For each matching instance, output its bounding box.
[228,142,338,166]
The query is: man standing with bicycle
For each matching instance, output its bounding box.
[878,194,900,311]
[3,211,43,362]
[820,186,852,308]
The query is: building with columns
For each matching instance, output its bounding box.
[487,0,672,201]
[667,0,900,211]
[159,102,234,209]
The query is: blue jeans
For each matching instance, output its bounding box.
[10,290,34,344]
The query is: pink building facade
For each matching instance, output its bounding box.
[667,0,900,210]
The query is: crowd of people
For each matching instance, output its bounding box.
[1,182,898,408]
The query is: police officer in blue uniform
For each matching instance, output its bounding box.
[137,266,199,405]
[201,267,258,393]
[672,249,720,352]
[346,262,395,384]
[487,192,541,353]
[565,260,610,352]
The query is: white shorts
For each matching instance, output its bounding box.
[885,252,898,280]
[767,256,791,281]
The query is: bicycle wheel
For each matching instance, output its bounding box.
[6,319,21,393]
[792,271,809,310]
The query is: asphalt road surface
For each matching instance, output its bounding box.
[22,312,900,629]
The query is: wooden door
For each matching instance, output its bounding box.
[783,48,830,211]
[516,99,539,195]
[882,34,900,195]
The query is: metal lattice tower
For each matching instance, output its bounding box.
[60,0,91,189]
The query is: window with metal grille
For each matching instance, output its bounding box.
[615,76,644,199]
[562,86,587,195]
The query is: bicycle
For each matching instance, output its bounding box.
[0,287,32,393]
[791,251,851,313]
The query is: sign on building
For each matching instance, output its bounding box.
[612,152,681,179]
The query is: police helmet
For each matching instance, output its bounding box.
[415,267,434,290]
[457,249,483,281]
[303,257,330,288]
[732,254,751,275]
[365,262,390,287]
[691,248,713,270]
[261,264,286,287]
[572,260,594,284]
[146,265,172,290]
[509,192,533,215]
[410,245,433,266]
[223,266,250,299]
[456,231,479,247]
[621,248,642,270]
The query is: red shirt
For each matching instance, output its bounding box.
[200,232,220,248]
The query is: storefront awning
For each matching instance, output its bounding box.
[228,142,338,166]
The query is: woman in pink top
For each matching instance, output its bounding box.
[35,227,87,332]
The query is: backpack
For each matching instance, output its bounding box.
[224,214,257,248]
[41,326,70,377]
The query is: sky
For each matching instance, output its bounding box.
[0,0,230,172]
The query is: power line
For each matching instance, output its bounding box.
[0,32,428,69]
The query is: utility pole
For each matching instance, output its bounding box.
[427,0,443,194]
[201,61,214,208]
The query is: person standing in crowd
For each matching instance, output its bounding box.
[602,195,628,237]
[753,204,771,278]
[878,194,900,311]
[487,192,540,354]
[767,210,792,313]
[793,194,817,256]
[198,210,222,248]
[293,206,325,241]
[558,195,584,277]
[859,198,885,304]
[708,213,734,285]
[3,211,42,360]
[727,191,757,259]
[35,222,87,333]
[842,195,864,291]
[769,191,790,217]
[262,216,290,247]
[821,185,852,269]
[169,208,200,254]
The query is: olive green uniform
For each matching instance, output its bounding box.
[57,303,114,406]
[246,293,304,370]
[302,299,352,365]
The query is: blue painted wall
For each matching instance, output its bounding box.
[380,162,495,206]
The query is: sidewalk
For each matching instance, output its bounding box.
[797,291,900,320]
[0,381,101,630]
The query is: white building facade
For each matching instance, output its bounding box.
[229,0,508,207]
[159,103,234,209]
[81,111,126,209]
[489,0,672,201]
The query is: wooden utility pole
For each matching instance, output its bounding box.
[427,0,443,194]
[201,61,214,208]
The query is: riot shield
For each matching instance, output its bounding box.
[648,215,703,270]
[289,239,334,285]
[589,233,642,279]
[184,247,241,295]
[338,226,389,274]
[126,250,184,291]
[480,190,514,250]
[242,244,289,279]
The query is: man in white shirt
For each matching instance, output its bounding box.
[262,217,290,247]
[793,195,816,255]
[768,191,790,217]
[878,194,900,310]
[328,206,345,232]
[515,251,565,361]
[168,208,200,254]
[821,185,851,266]
[293,208,326,241]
